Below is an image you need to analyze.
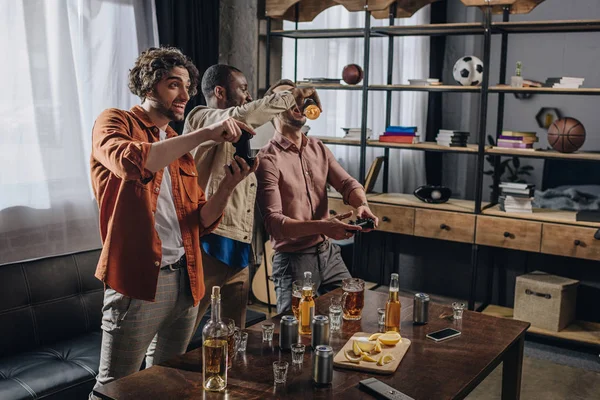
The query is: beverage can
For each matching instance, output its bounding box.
[279,315,299,350]
[311,315,330,348]
[312,345,333,385]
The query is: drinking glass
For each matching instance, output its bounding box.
[238,331,248,352]
[291,343,305,365]
[273,361,289,384]
[452,302,466,320]
[329,297,343,331]
[377,308,386,326]
[222,318,236,369]
[261,322,275,342]
[341,278,365,320]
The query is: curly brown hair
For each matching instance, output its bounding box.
[128,46,199,100]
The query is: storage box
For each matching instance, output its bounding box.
[513,271,579,332]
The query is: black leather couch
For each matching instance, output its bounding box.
[0,250,266,400]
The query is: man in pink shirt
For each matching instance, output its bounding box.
[255,79,379,313]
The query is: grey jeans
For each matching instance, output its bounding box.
[90,267,198,399]
[272,240,351,314]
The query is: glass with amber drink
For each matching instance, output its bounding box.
[222,318,236,369]
[341,278,365,320]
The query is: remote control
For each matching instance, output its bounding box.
[359,378,415,400]
[229,129,255,172]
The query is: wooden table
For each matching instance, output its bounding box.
[94,289,529,400]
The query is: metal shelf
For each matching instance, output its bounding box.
[489,86,600,95]
[374,22,484,36]
[492,19,600,34]
[270,28,380,39]
[313,136,480,154]
[370,84,481,92]
[486,147,600,162]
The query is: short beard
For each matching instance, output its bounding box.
[152,98,183,122]
[279,112,306,129]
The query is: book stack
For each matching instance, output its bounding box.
[436,130,470,147]
[341,127,372,140]
[379,126,419,144]
[499,182,535,214]
[299,77,341,84]
[544,77,584,89]
[497,130,538,150]
[408,78,440,86]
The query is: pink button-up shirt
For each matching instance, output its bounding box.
[256,133,364,253]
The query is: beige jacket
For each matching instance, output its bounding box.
[183,91,296,244]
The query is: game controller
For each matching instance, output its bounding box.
[229,129,255,172]
[347,217,375,232]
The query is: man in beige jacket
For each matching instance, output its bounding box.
[183,64,320,328]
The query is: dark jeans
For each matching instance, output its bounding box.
[271,241,351,314]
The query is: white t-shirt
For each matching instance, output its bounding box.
[154,129,185,267]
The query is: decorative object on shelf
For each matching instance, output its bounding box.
[435,129,470,147]
[342,64,364,85]
[535,107,562,129]
[547,117,586,153]
[413,185,452,204]
[408,78,439,86]
[460,0,546,15]
[497,130,538,150]
[364,156,386,193]
[510,61,524,88]
[342,127,371,139]
[452,56,484,86]
[484,135,534,191]
[379,126,419,144]
[543,76,584,89]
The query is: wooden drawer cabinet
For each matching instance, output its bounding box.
[476,216,542,252]
[414,209,475,244]
[542,223,600,261]
[328,198,354,218]
[369,203,414,235]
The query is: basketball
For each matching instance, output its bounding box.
[547,117,586,153]
[342,64,363,85]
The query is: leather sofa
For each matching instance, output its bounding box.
[0,249,266,400]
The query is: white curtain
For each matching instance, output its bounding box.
[0,0,158,265]
[282,5,430,192]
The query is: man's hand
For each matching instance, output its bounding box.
[356,205,379,232]
[322,211,361,240]
[292,87,322,111]
[219,155,259,193]
[205,117,256,143]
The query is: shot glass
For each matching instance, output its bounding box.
[377,308,386,325]
[261,322,275,342]
[238,331,248,352]
[329,297,343,332]
[291,343,305,365]
[452,302,466,320]
[273,361,289,384]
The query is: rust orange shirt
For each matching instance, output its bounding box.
[90,105,220,304]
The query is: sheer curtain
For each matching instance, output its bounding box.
[282,6,430,192]
[0,0,158,265]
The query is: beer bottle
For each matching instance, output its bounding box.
[384,273,401,332]
[203,286,228,391]
[303,98,320,120]
[298,271,315,335]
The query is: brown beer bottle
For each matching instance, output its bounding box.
[303,98,320,120]
[384,273,401,332]
[298,271,315,335]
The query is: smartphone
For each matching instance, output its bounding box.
[426,328,461,342]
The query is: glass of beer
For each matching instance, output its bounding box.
[222,318,236,369]
[341,278,365,320]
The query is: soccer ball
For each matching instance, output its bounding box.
[453,56,484,86]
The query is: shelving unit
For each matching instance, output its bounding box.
[264,0,600,347]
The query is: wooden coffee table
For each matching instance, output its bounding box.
[94,289,529,399]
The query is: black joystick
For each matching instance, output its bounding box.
[229,129,255,172]
[346,217,375,232]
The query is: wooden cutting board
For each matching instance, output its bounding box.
[333,332,411,375]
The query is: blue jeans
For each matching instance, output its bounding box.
[271,241,351,314]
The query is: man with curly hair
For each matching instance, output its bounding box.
[183,65,320,328]
[89,47,256,397]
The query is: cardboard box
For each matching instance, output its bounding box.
[513,271,578,332]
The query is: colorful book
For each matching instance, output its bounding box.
[379,136,419,144]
